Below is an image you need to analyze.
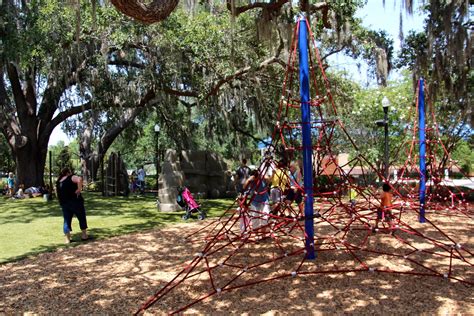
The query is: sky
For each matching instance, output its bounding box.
[358,0,425,49]
[48,0,426,146]
[49,118,72,146]
[328,0,426,83]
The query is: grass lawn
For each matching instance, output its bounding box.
[0,192,233,264]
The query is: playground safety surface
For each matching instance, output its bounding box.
[0,214,472,315]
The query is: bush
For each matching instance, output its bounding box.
[85,181,100,192]
[146,176,157,191]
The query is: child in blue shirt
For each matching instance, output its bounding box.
[7,172,15,197]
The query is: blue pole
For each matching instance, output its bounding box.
[298,18,315,259]
[419,78,426,223]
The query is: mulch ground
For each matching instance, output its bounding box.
[1,210,473,315]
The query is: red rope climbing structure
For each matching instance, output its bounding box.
[389,80,473,218]
[134,19,473,315]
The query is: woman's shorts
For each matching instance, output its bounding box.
[284,188,303,204]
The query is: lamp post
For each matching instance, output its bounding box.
[381,96,390,180]
[375,96,390,180]
[154,124,160,195]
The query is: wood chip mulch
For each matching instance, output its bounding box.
[0,213,473,315]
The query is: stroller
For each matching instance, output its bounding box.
[177,186,206,220]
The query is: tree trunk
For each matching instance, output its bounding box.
[15,143,47,188]
[79,111,99,184]
[1,55,92,189]
[80,151,101,183]
[80,106,148,182]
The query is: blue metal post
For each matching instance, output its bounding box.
[419,78,426,223]
[298,18,315,259]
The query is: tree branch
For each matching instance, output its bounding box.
[226,0,288,17]
[38,50,94,131]
[40,101,93,146]
[232,122,269,145]
[0,68,23,150]
[0,68,12,111]
[95,89,158,164]
[202,33,286,101]
[178,99,197,108]
[226,0,329,25]
[321,47,345,61]
[99,107,146,151]
[25,67,37,116]
[162,86,199,97]
[37,77,67,136]
[107,59,147,69]
[309,2,330,28]
[6,63,28,123]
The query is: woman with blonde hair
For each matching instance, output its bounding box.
[7,172,15,196]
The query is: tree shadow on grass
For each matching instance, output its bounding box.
[0,198,63,224]
[0,192,234,264]
[0,193,158,225]
[0,192,233,224]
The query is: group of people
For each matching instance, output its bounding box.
[2,172,49,199]
[5,155,394,244]
[235,158,309,235]
[1,172,16,197]
[235,158,394,236]
[129,166,146,194]
[3,163,152,244]
[2,169,88,243]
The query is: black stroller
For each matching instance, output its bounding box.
[177,186,206,220]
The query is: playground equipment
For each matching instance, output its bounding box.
[134,18,473,314]
[389,79,473,220]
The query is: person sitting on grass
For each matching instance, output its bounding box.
[372,183,393,233]
[1,184,8,196]
[13,184,25,199]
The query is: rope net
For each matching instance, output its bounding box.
[134,19,473,314]
[389,80,473,217]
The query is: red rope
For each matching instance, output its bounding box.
[134,19,474,314]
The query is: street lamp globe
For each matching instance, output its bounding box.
[154,124,160,133]
[382,96,390,109]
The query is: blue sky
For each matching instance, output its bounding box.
[49,0,426,146]
[328,0,425,84]
[328,0,426,84]
[358,0,425,50]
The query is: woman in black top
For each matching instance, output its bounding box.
[56,168,88,243]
